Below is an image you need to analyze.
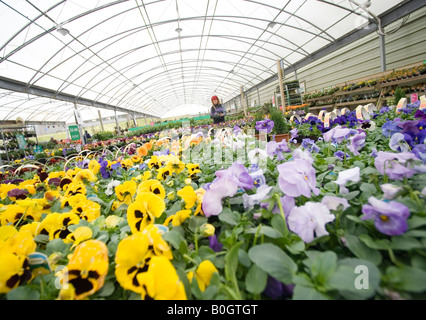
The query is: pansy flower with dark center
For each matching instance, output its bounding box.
[148,155,160,170]
[7,188,29,201]
[51,212,80,241]
[127,193,165,234]
[0,204,40,227]
[115,180,137,205]
[137,256,187,300]
[115,232,154,293]
[156,167,172,181]
[0,230,36,294]
[137,179,165,199]
[59,177,73,190]
[64,182,86,198]
[61,240,108,300]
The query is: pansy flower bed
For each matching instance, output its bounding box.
[0,103,426,300]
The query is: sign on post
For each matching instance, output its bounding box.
[69,125,81,141]
[15,133,27,149]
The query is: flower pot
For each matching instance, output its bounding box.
[273,133,290,143]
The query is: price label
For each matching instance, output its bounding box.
[395,98,407,113]
[356,105,364,120]
[420,96,426,111]
[318,110,326,122]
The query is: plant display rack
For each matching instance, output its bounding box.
[0,124,38,163]
[304,61,426,114]
[276,80,304,108]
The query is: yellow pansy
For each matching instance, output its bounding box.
[115,232,154,293]
[115,180,137,205]
[88,160,100,175]
[0,204,41,227]
[131,155,141,163]
[148,155,160,170]
[168,157,185,174]
[156,166,172,181]
[177,186,197,209]
[48,171,66,180]
[163,209,191,227]
[141,224,173,259]
[137,179,166,199]
[50,212,80,242]
[127,193,165,234]
[63,182,86,197]
[137,256,187,300]
[200,223,215,237]
[74,169,96,183]
[121,158,133,171]
[188,260,218,292]
[61,240,108,300]
[70,226,93,249]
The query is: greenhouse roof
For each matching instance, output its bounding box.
[0,0,418,123]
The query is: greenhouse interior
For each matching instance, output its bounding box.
[0,0,425,302]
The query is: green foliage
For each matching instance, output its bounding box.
[92,131,115,141]
[268,106,290,134]
[394,87,406,104]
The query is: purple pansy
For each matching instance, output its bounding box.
[347,131,366,155]
[361,196,410,236]
[287,202,335,243]
[215,161,254,190]
[255,119,274,134]
[209,234,223,252]
[201,176,239,217]
[277,159,319,198]
[374,151,417,180]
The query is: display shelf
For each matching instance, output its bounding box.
[378,73,426,88]
[304,62,425,114]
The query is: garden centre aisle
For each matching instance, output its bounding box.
[0,0,425,303]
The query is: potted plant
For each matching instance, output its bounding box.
[269,106,290,143]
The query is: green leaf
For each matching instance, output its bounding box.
[245,264,268,294]
[248,243,297,284]
[344,233,382,265]
[292,285,330,300]
[309,251,337,286]
[245,225,283,239]
[44,238,70,256]
[359,234,390,250]
[188,215,208,233]
[328,258,380,299]
[238,248,251,268]
[407,215,426,229]
[162,230,185,250]
[218,210,240,226]
[6,286,40,300]
[390,236,423,250]
[361,167,380,176]
[97,280,115,297]
[225,242,242,283]
[341,191,360,200]
[285,238,305,255]
[386,266,426,293]
[271,214,288,236]
[359,183,377,194]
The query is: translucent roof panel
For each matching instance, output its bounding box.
[0,0,406,122]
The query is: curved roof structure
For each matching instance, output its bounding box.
[0,0,413,123]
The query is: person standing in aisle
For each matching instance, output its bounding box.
[83,130,91,144]
[210,95,226,124]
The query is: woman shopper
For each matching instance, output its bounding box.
[210,95,226,124]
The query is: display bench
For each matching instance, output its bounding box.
[0,123,38,164]
[275,80,304,108]
[304,61,426,114]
